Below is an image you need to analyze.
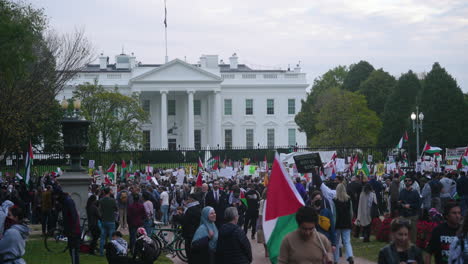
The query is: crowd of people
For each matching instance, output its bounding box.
[1,163,468,264]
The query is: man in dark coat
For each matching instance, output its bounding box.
[58,191,81,264]
[216,207,252,264]
[205,180,228,229]
[182,193,201,264]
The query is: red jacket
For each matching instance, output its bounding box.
[127,202,146,228]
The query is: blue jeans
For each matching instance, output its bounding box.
[99,221,115,255]
[161,205,169,224]
[334,228,353,262]
[144,219,154,237]
[129,226,137,254]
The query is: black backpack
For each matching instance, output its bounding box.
[135,238,160,263]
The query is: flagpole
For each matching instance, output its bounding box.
[164,0,168,63]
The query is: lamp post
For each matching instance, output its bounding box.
[60,97,91,171]
[410,106,424,158]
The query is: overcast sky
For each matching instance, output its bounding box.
[29,0,468,92]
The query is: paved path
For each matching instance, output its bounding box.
[169,230,376,264]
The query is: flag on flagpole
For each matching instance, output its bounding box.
[198,157,204,171]
[207,156,220,170]
[263,153,304,263]
[457,147,468,170]
[25,141,33,186]
[422,142,442,154]
[107,163,116,183]
[196,171,203,187]
[163,0,167,28]
[362,160,370,176]
[396,131,409,149]
[121,160,127,181]
[240,189,248,208]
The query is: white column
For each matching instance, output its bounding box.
[187,90,195,149]
[212,90,222,147]
[160,90,168,149]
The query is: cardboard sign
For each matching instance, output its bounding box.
[88,160,95,169]
[293,153,322,173]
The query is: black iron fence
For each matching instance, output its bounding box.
[0,146,400,177]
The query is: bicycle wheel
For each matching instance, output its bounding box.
[175,239,188,262]
[44,228,68,253]
[150,234,163,259]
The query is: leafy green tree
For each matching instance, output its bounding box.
[379,71,421,147]
[358,69,396,117]
[310,88,382,146]
[420,63,467,146]
[343,60,375,92]
[295,66,348,140]
[73,82,149,151]
[0,0,93,157]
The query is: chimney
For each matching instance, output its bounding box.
[99,53,108,70]
[129,52,136,69]
[205,55,219,69]
[229,53,238,69]
[294,63,301,73]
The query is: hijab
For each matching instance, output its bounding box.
[192,206,218,251]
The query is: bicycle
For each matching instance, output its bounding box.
[150,221,188,262]
[44,216,91,253]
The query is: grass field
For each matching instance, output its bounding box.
[24,234,172,264]
[351,236,387,262]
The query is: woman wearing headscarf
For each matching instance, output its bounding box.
[133,227,159,264]
[191,206,218,264]
[356,183,377,242]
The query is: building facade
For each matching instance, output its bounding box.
[60,53,309,149]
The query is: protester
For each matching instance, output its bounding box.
[159,187,169,225]
[0,206,30,264]
[133,227,158,264]
[310,190,336,249]
[216,207,252,264]
[191,206,218,264]
[127,192,146,255]
[356,183,377,242]
[448,212,468,264]
[398,176,421,243]
[425,202,462,264]
[100,187,118,256]
[244,184,260,239]
[59,191,81,264]
[0,200,14,239]
[278,206,332,264]
[86,195,101,255]
[182,193,202,264]
[116,184,129,231]
[142,192,154,236]
[205,181,228,229]
[333,183,354,264]
[378,218,423,264]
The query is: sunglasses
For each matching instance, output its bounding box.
[404,179,412,182]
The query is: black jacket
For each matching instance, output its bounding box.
[215,223,252,264]
[86,203,101,228]
[378,243,423,264]
[205,190,228,224]
[333,199,352,229]
[182,204,201,240]
[398,188,421,217]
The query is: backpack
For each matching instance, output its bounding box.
[139,239,159,262]
[120,191,128,204]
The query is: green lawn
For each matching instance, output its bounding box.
[24,234,173,264]
[350,236,387,262]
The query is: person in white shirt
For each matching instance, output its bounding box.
[160,187,170,225]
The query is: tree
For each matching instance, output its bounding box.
[310,88,382,146]
[358,69,396,117]
[73,82,149,151]
[420,63,468,146]
[379,71,421,148]
[295,66,348,141]
[0,0,94,156]
[343,60,375,92]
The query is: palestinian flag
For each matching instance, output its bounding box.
[396,131,409,149]
[121,160,127,181]
[207,156,220,170]
[457,147,468,170]
[107,163,116,183]
[196,171,203,187]
[422,142,442,154]
[198,157,204,170]
[24,141,33,186]
[240,189,248,208]
[263,153,304,264]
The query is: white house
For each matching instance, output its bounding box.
[60,53,309,150]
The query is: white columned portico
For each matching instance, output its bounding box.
[160,90,168,149]
[187,90,195,149]
[212,90,222,146]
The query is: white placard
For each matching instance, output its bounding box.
[336,158,346,172]
[368,155,373,163]
[219,167,234,179]
[243,165,250,175]
[88,160,95,169]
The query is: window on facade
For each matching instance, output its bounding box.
[224,99,232,115]
[267,129,275,148]
[142,100,150,113]
[246,129,254,149]
[267,99,274,115]
[245,99,253,115]
[288,128,296,146]
[168,100,176,115]
[194,100,201,116]
[225,129,232,149]
[194,130,201,150]
[143,130,150,150]
[288,99,296,115]
[168,138,177,150]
